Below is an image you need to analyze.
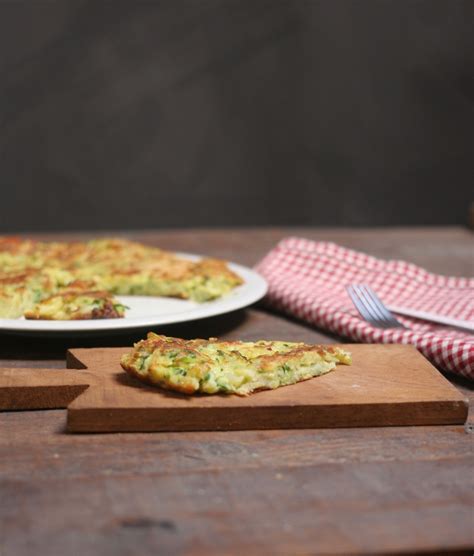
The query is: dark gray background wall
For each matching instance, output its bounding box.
[0,0,473,232]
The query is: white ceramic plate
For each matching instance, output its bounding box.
[0,254,267,334]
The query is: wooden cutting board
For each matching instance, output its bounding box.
[0,344,467,432]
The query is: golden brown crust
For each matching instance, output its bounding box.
[120,333,352,396]
[0,237,243,319]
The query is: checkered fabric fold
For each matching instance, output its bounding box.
[255,237,474,379]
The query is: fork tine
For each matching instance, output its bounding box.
[355,285,390,326]
[365,286,405,328]
[347,286,374,323]
[347,285,387,328]
[359,285,406,329]
[361,286,394,321]
[358,285,399,328]
[347,284,406,329]
[353,285,392,328]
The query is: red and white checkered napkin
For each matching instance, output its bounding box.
[255,237,474,380]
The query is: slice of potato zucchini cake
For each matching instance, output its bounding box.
[121,333,351,395]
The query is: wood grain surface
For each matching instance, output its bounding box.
[1,345,467,431]
[1,228,473,556]
[67,344,468,432]
[0,367,91,410]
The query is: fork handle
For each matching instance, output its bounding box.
[387,305,474,333]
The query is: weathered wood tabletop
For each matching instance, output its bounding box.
[1,227,473,556]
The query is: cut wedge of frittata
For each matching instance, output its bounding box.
[120,333,351,395]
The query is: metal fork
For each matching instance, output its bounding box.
[346,284,407,329]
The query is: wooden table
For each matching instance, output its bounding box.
[1,228,473,556]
